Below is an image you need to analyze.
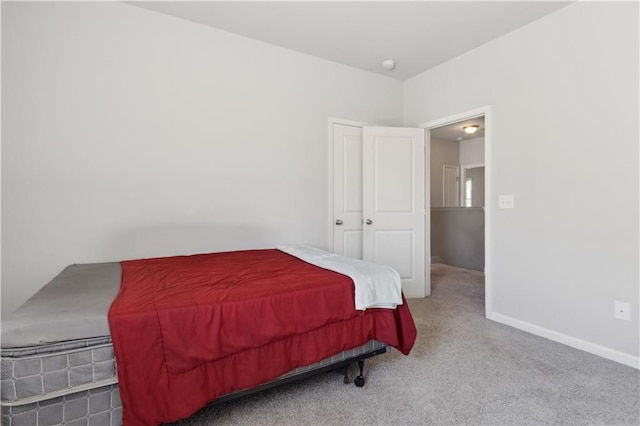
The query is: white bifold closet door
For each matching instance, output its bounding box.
[333,124,365,260]
[333,124,427,298]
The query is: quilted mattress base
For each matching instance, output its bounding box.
[1,339,386,426]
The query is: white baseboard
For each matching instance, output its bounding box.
[487,312,640,370]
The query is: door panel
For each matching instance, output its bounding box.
[344,136,363,213]
[343,230,363,260]
[374,138,413,212]
[443,165,459,207]
[363,127,426,297]
[333,124,363,259]
[373,230,413,278]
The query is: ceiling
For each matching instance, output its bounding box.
[431,117,485,143]
[128,1,571,80]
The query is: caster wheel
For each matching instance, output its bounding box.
[343,375,350,384]
[354,375,365,387]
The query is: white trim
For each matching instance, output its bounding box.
[327,117,367,253]
[419,105,492,316]
[419,106,487,129]
[488,312,640,369]
[461,162,485,169]
[327,116,370,129]
[424,128,431,296]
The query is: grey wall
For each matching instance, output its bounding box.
[431,208,484,271]
[430,138,459,207]
[406,1,639,362]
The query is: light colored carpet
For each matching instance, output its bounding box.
[171,263,640,425]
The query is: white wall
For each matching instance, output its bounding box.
[1,2,403,315]
[405,2,639,363]
[459,137,484,167]
[430,138,459,207]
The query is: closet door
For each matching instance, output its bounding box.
[332,124,363,259]
[332,123,427,298]
[362,127,426,298]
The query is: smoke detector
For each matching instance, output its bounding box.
[381,59,395,71]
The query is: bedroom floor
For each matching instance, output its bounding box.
[170,263,640,425]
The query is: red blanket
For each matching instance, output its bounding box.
[108,249,416,425]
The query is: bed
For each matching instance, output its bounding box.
[1,247,416,425]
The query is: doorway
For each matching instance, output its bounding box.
[420,106,492,317]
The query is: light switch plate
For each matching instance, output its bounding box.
[499,194,515,209]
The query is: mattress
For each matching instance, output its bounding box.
[1,338,116,406]
[1,263,120,348]
[1,260,390,425]
[1,262,123,424]
[1,384,122,426]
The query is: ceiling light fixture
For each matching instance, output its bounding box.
[381,59,395,71]
[463,125,479,134]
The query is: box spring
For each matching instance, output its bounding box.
[1,338,386,426]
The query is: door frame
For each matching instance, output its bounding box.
[461,163,485,206]
[419,105,493,317]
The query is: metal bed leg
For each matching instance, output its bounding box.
[334,365,350,384]
[354,360,365,387]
